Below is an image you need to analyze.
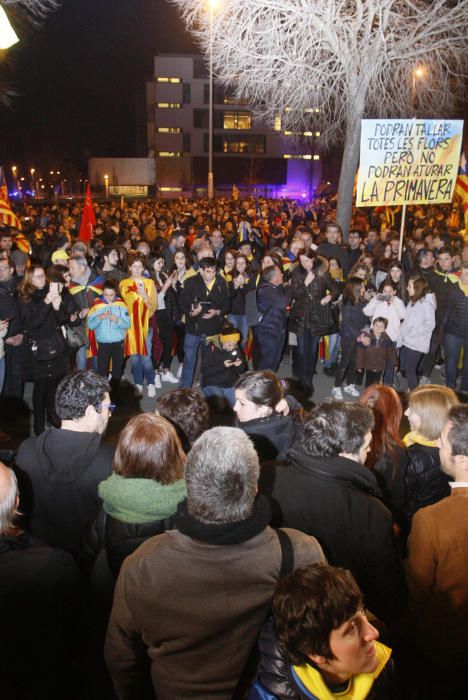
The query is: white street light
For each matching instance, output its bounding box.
[0,6,19,50]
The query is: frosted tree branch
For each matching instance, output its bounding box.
[4,0,59,18]
[172,0,468,149]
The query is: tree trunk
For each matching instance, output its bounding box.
[336,109,363,242]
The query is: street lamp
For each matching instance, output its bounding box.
[104,174,109,199]
[0,5,19,50]
[11,165,19,193]
[412,66,425,110]
[207,0,219,201]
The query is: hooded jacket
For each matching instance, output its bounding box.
[240,413,299,462]
[259,447,406,622]
[15,428,114,553]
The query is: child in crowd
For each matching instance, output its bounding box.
[363,281,406,384]
[356,317,397,387]
[201,324,248,406]
[87,280,131,387]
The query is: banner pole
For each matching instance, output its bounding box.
[398,204,406,262]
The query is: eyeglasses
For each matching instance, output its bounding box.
[99,402,116,415]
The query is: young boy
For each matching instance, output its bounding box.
[355,317,398,387]
[250,564,396,700]
[87,280,131,386]
[201,324,248,406]
[363,282,406,384]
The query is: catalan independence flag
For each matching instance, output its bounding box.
[455,152,468,238]
[0,166,21,230]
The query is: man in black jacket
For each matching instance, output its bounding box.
[179,257,230,387]
[260,401,407,623]
[14,370,114,554]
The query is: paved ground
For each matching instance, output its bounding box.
[0,354,447,453]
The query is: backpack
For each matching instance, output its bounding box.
[245,288,262,327]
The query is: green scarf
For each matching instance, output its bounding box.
[98,473,186,524]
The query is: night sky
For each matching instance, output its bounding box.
[0,0,194,173]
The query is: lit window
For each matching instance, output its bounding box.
[157,103,182,109]
[223,111,252,129]
[157,127,182,133]
[283,154,319,160]
[156,77,181,83]
[274,116,282,131]
[159,187,183,192]
[157,152,182,158]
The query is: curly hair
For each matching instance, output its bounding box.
[55,371,110,421]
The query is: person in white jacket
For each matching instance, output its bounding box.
[397,275,436,390]
[363,281,406,384]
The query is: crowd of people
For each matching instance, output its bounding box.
[0,368,467,699]
[0,194,467,436]
[0,194,467,699]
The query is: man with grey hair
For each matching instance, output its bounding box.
[105,426,325,700]
[0,460,81,696]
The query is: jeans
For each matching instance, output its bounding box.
[293,330,320,385]
[180,333,205,387]
[257,327,286,372]
[384,341,397,385]
[335,337,357,387]
[444,333,468,392]
[130,329,154,386]
[400,346,423,390]
[228,314,249,343]
[323,333,341,369]
[203,385,236,406]
[155,309,174,370]
[76,345,97,371]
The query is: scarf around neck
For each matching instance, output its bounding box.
[99,473,186,524]
[403,431,438,448]
[174,494,271,545]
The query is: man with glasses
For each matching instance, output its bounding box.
[14,371,114,554]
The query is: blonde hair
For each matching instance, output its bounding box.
[408,384,459,440]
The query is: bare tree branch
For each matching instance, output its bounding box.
[172,0,467,234]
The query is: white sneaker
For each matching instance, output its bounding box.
[343,384,360,397]
[177,364,183,378]
[419,375,431,385]
[331,387,343,400]
[162,371,179,384]
[154,373,162,389]
[147,384,156,398]
[134,384,143,397]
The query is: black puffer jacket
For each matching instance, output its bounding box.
[259,448,407,622]
[83,507,175,581]
[403,443,450,526]
[253,618,398,700]
[443,281,468,339]
[289,268,339,337]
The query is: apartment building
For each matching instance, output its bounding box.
[146,54,322,198]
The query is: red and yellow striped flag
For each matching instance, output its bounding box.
[0,166,21,230]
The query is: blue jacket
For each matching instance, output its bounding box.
[87,297,130,344]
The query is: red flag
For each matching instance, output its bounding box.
[0,166,21,230]
[79,183,96,242]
